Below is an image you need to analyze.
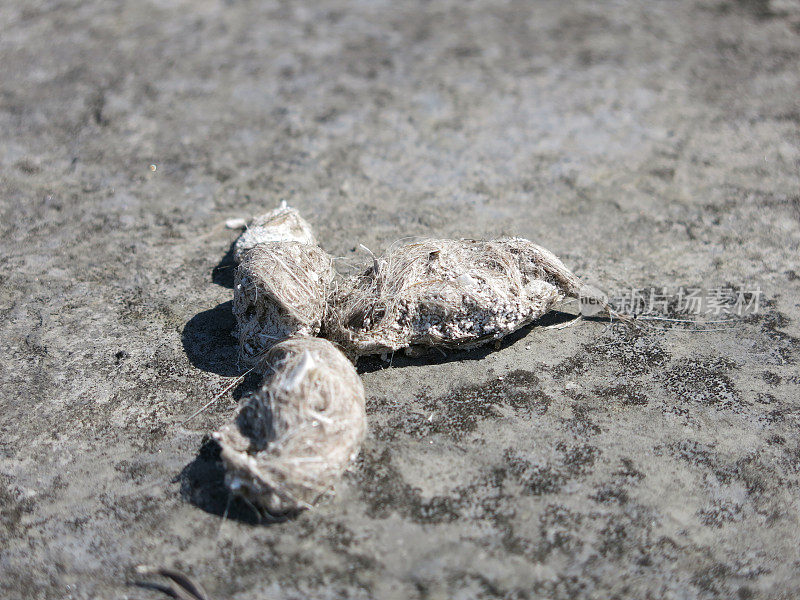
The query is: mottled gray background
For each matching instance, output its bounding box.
[2,1,800,599]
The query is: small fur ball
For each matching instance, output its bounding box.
[325,237,595,358]
[234,241,334,367]
[213,337,367,514]
[233,205,316,263]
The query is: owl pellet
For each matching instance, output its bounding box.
[325,237,614,358]
[234,241,334,367]
[212,337,367,514]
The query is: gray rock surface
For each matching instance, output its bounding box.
[1,0,799,598]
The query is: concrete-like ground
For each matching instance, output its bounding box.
[2,1,799,598]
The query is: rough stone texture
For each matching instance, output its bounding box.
[1,1,799,599]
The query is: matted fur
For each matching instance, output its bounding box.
[325,237,610,358]
[233,205,316,263]
[213,338,367,514]
[234,241,334,367]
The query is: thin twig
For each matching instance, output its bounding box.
[180,368,256,426]
[134,566,210,600]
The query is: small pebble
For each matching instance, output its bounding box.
[225,217,247,229]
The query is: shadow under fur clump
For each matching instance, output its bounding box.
[211,241,236,289]
[181,301,240,377]
[178,438,293,526]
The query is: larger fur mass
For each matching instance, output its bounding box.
[325,238,588,357]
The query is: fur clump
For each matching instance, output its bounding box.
[234,242,334,367]
[233,205,316,263]
[213,337,367,514]
[325,238,605,358]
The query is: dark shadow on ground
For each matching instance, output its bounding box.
[211,241,236,288]
[178,437,296,526]
[182,301,240,377]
